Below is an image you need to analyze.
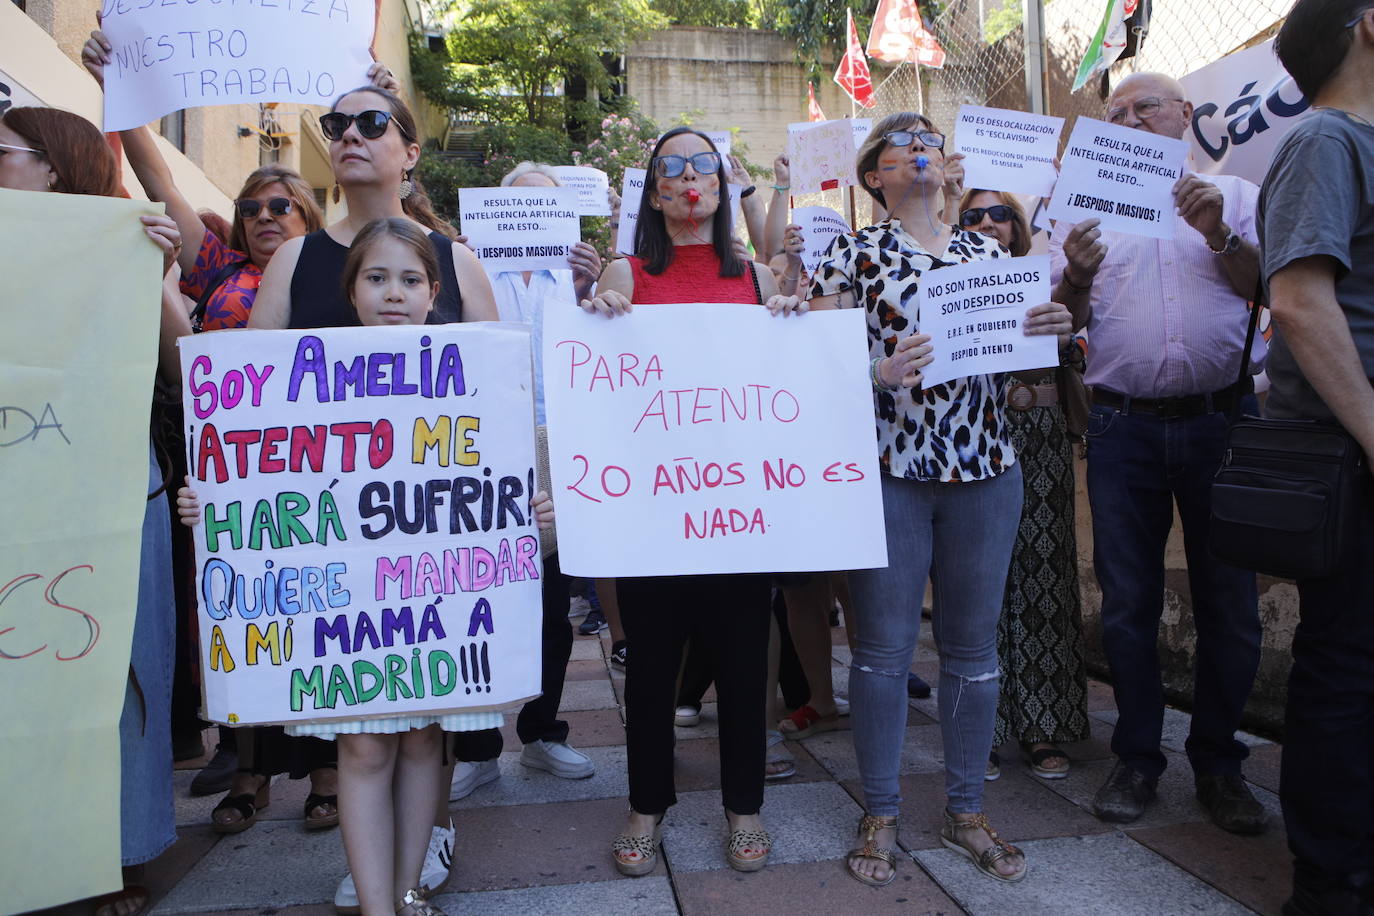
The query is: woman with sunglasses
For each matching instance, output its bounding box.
[957,189,1091,784]
[248,87,497,330]
[581,126,804,877]
[808,113,1072,886]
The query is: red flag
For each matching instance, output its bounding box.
[867,0,947,69]
[807,82,827,122]
[833,10,876,109]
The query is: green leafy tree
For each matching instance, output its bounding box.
[652,0,754,27]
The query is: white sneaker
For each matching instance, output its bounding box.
[568,595,592,618]
[674,705,701,727]
[449,758,500,801]
[333,820,454,913]
[519,739,595,779]
[833,694,850,716]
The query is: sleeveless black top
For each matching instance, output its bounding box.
[288,228,465,328]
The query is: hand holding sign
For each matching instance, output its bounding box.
[1172,173,1228,246]
[790,206,850,274]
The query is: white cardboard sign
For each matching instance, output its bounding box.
[543,305,887,577]
[918,256,1057,389]
[460,187,581,274]
[705,130,733,160]
[953,105,1065,198]
[788,118,873,149]
[615,168,647,256]
[1047,117,1187,239]
[788,120,863,195]
[792,206,850,274]
[179,324,543,725]
[97,0,374,132]
[550,166,612,217]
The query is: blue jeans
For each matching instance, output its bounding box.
[1085,400,1260,781]
[848,468,1023,815]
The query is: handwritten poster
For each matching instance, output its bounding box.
[0,189,162,913]
[460,187,581,274]
[179,324,543,725]
[789,118,873,149]
[917,255,1057,388]
[953,105,1064,198]
[615,168,647,256]
[550,166,612,217]
[792,206,850,273]
[788,119,871,194]
[1047,117,1188,239]
[98,0,374,131]
[543,305,887,576]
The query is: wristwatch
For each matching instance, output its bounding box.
[740,185,757,199]
[1208,229,1241,255]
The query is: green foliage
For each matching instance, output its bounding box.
[652,0,754,27]
[982,0,1023,44]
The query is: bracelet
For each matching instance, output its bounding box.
[772,184,790,192]
[871,357,896,392]
[740,185,757,199]
[782,273,799,283]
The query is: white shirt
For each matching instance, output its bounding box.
[489,269,578,425]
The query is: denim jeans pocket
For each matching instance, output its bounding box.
[1085,405,1117,440]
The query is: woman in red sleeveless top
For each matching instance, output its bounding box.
[581,127,804,877]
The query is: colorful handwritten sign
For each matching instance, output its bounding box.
[460,187,581,274]
[1047,117,1188,239]
[97,0,375,131]
[788,119,871,194]
[0,189,162,913]
[179,324,543,725]
[543,305,887,576]
[917,255,1057,388]
[953,105,1064,198]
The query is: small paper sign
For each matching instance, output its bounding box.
[953,105,1065,198]
[550,166,611,217]
[1047,117,1188,239]
[791,206,850,273]
[616,168,647,257]
[459,187,581,273]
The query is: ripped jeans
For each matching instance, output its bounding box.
[848,468,1023,815]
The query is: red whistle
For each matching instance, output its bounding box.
[683,188,701,203]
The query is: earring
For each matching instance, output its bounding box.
[331,182,341,204]
[398,172,414,201]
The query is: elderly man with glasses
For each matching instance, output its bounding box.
[1048,71,1266,834]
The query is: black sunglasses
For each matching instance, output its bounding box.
[319,109,410,142]
[883,129,946,150]
[960,205,1015,228]
[653,151,722,178]
[235,197,293,220]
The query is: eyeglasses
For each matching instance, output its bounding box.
[882,129,946,150]
[0,143,44,155]
[653,152,721,178]
[1106,96,1185,124]
[959,205,1016,228]
[319,110,411,142]
[1346,7,1373,27]
[235,197,293,220]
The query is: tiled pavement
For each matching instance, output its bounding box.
[32,624,1291,916]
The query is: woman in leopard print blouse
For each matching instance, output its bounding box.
[809,112,1072,886]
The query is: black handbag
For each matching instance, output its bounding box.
[1208,279,1367,580]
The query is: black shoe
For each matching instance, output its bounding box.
[906,672,932,699]
[1282,886,1374,916]
[1195,773,1267,835]
[609,640,627,669]
[1092,760,1156,823]
[578,608,608,636]
[190,744,239,796]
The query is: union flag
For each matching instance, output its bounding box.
[833,9,876,108]
[866,0,947,69]
[807,82,827,121]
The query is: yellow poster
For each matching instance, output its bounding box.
[0,188,162,914]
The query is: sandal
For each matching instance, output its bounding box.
[765,729,796,780]
[612,812,663,877]
[396,887,447,916]
[210,777,269,835]
[845,813,899,887]
[725,823,772,872]
[303,792,339,831]
[940,810,1027,883]
[778,704,839,740]
[91,883,149,916]
[1023,742,1071,779]
[986,751,1001,782]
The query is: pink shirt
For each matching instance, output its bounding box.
[1049,172,1264,398]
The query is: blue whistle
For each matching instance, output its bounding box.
[915,155,929,169]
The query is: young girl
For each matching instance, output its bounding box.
[179,218,554,916]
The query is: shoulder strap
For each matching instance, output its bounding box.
[190,260,251,332]
[749,260,763,305]
[1231,274,1265,422]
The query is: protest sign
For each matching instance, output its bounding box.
[792,205,850,273]
[917,255,1057,389]
[550,166,612,217]
[1181,38,1312,185]
[179,324,543,725]
[460,186,581,274]
[705,129,733,160]
[953,105,1064,198]
[1047,117,1187,239]
[789,117,873,149]
[789,119,864,194]
[543,305,887,577]
[97,0,374,132]
[616,168,647,256]
[0,189,162,913]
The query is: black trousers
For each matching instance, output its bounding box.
[452,552,572,760]
[677,587,810,711]
[1282,482,1374,906]
[621,573,771,815]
